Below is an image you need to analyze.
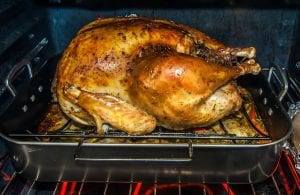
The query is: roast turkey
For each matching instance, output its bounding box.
[56,17,261,134]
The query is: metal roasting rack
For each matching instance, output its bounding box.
[6,76,274,144]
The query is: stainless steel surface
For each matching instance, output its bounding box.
[267,64,288,102]
[271,175,281,195]
[4,37,48,97]
[0,146,297,194]
[52,182,59,195]
[250,183,256,194]
[27,179,36,195]
[5,59,32,97]
[74,139,193,162]
[8,130,272,140]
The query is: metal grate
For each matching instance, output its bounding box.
[8,95,271,144]
[8,129,271,141]
[0,175,290,194]
[0,151,298,194]
[286,73,300,104]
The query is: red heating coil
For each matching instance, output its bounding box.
[59,182,68,195]
[69,182,77,194]
[55,150,299,195]
[282,149,300,192]
[143,183,214,195]
[221,183,235,195]
[1,171,11,182]
[59,181,77,195]
[133,182,142,195]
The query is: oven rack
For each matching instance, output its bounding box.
[8,130,272,141]
[7,86,274,143]
[0,175,285,194]
[5,65,287,144]
[8,103,271,143]
[1,150,298,194]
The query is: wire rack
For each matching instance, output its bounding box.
[0,150,298,194]
[7,94,271,144]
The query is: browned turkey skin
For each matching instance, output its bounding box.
[57,17,260,134]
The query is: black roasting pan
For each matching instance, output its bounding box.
[0,54,292,184]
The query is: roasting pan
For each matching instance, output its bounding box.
[0,54,292,184]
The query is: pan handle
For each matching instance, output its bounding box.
[74,140,193,162]
[5,59,33,97]
[267,63,288,102]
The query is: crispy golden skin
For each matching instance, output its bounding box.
[128,53,260,129]
[57,17,260,134]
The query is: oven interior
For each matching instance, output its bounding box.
[0,0,300,113]
[0,0,299,194]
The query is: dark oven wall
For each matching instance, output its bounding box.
[2,1,300,66]
[48,7,298,68]
[39,0,300,69]
[0,0,299,111]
